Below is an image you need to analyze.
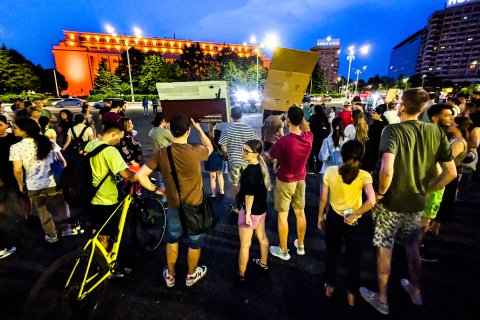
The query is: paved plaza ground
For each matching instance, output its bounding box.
[0,106,479,319]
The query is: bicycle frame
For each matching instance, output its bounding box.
[65,194,134,300]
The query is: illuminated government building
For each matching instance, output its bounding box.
[53,30,265,96]
[310,38,340,91]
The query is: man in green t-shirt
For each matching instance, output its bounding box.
[33,99,57,123]
[360,88,457,315]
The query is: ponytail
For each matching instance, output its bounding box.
[258,155,272,191]
[332,117,344,148]
[14,117,53,160]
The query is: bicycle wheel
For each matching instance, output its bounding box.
[22,249,108,320]
[131,196,167,254]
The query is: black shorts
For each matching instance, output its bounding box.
[88,203,122,236]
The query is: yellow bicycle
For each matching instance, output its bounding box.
[22,183,166,320]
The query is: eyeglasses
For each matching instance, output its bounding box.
[242,147,256,155]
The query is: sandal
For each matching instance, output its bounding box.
[252,258,269,271]
[237,271,246,284]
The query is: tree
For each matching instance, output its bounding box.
[178,42,217,81]
[0,44,41,93]
[367,75,384,90]
[93,58,122,94]
[311,63,327,94]
[138,53,182,94]
[114,47,146,90]
[35,67,68,94]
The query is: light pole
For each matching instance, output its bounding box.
[250,35,259,93]
[354,66,367,94]
[345,44,370,97]
[421,74,427,87]
[106,25,140,102]
[403,77,409,90]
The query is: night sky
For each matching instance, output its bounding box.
[1,0,446,80]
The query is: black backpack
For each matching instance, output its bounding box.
[65,126,89,159]
[60,144,112,209]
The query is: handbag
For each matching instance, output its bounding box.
[166,146,215,236]
[50,152,64,186]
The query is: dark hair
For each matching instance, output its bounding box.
[73,113,85,125]
[0,115,8,124]
[331,106,336,112]
[81,103,89,114]
[427,104,452,120]
[339,140,363,184]
[23,100,33,109]
[428,92,437,100]
[449,97,460,105]
[387,101,395,110]
[151,112,165,126]
[103,122,124,134]
[231,106,243,120]
[118,117,131,132]
[313,105,329,124]
[331,117,344,148]
[111,100,123,109]
[14,117,53,160]
[59,109,73,122]
[271,110,284,116]
[287,106,304,126]
[454,116,472,141]
[402,88,429,115]
[170,114,190,138]
[38,116,50,133]
[352,96,361,103]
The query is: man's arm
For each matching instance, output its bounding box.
[119,168,137,183]
[300,118,310,132]
[12,160,24,192]
[427,160,457,193]
[135,164,164,195]
[191,119,213,156]
[378,152,395,197]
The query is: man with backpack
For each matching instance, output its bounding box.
[62,114,93,162]
[82,123,137,249]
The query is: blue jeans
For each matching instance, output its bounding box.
[166,208,204,249]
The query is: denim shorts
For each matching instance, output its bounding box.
[166,208,205,249]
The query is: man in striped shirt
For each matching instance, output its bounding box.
[219,106,257,203]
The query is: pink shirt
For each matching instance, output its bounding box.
[269,131,313,183]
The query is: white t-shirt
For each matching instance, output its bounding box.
[67,124,93,142]
[384,110,400,124]
[9,138,61,190]
[344,124,356,141]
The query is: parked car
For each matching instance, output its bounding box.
[55,98,83,108]
[323,95,333,102]
[93,98,125,109]
[43,98,63,106]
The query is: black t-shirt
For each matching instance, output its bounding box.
[0,133,22,185]
[238,164,267,215]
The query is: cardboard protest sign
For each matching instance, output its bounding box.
[261,47,318,111]
[156,81,230,122]
[386,89,399,103]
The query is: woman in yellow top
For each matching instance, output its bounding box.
[318,140,376,309]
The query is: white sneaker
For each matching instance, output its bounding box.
[269,245,291,261]
[0,247,16,259]
[359,287,390,315]
[294,239,305,255]
[186,266,207,287]
[400,278,423,306]
[45,234,58,243]
[163,266,175,288]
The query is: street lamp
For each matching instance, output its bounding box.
[345,44,370,97]
[249,33,279,93]
[403,77,409,90]
[354,66,367,94]
[250,35,259,93]
[421,74,427,87]
[106,24,139,102]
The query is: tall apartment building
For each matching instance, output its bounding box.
[390,0,480,81]
[310,38,340,91]
[388,29,424,79]
[53,30,266,96]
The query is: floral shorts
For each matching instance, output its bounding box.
[372,203,422,249]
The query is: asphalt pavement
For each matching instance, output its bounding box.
[0,106,479,320]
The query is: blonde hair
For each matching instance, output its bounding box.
[352,109,368,146]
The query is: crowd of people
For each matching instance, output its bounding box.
[1,88,480,315]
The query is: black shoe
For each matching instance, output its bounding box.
[236,271,246,285]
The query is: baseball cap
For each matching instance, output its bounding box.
[343,101,352,106]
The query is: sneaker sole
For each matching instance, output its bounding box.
[359,288,389,315]
[400,279,423,306]
[186,270,207,287]
[269,248,291,261]
[294,241,305,256]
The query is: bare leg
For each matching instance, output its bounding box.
[404,242,422,298]
[216,171,225,194]
[277,211,289,251]
[238,227,254,276]
[254,219,269,265]
[187,247,201,275]
[231,185,239,199]
[167,243,179,275]
[293,208,307,246]
[209,172,217,197]
[377,247,393,304]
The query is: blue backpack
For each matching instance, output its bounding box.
[319,136,343,167]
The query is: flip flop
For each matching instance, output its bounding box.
[0,247,16,260]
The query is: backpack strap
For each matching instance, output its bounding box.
[78,126,88,140]
[166,146,182,200]
[71,126,77,140]
[86,143,113,192]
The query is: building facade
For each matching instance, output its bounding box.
[389,0,480,82]
[388,29,424,79]
[310,38,340,91]
[53,31,265,96]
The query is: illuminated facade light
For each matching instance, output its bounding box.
[70,34,75,40]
